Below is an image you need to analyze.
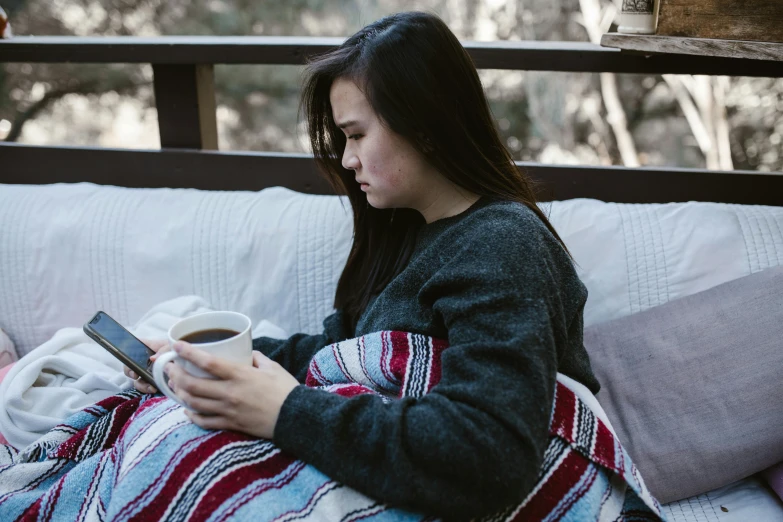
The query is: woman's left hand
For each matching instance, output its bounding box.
[165,341,300,439]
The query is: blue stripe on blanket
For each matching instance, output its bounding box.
[0,331,664,522]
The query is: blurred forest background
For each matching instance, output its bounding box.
[1,0,781,172]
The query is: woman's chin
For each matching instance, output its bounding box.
[365,192,399,210]
[366,195,381,208]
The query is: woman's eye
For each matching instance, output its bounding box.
[348,134,362,140]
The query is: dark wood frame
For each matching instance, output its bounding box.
[1,36,782,205]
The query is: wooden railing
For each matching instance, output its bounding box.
[1,36,782,205]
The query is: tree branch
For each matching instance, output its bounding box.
[5,79,146,142]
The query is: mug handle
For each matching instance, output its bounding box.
[152,351,193,411]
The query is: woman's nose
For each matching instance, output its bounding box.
[342,147,360,171]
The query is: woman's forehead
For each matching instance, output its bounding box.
[330,78,372,126]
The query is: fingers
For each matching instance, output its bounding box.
[185,410,231,431]
[172,342,234,380]
[125,370,158,394]
[167,362,224,399]
[176,388,225,415]
[138,381,158,394]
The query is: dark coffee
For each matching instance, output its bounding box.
[180,328,240,344]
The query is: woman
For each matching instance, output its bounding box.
[125,11,648,521]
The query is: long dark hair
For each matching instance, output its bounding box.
[300,11,570,332]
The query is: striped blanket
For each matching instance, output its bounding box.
[0,331,664,521]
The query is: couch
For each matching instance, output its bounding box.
[1,182,782,520]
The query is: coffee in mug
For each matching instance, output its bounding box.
[179,328,240,344]
[152,311,253,411]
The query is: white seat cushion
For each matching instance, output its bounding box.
[0,183,352,356]
[1,183,782,356]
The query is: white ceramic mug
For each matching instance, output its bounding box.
[153,311,253,410]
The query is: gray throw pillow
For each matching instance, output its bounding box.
[584,265,783,504]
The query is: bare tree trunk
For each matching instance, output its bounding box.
[661,72,733,170]
[713,76,734,170]
[579,0,640,166]
[663,74,722,169]
[693,75,720,169]
[581,94,614,164]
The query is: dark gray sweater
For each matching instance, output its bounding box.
[253,196,600,520]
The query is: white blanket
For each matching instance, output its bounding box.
[0,296,288,449]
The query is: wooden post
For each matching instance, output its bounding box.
[152,64,219,150]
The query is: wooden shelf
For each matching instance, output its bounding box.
[601,33,783,63]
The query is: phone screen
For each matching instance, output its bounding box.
[87,312,154,372]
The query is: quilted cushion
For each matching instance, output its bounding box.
[0,184,352,356]
[2,184,782,356]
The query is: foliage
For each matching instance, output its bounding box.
[1,0,781,172]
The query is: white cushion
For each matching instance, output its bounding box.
[662,474,783,522]
[1,183,782,356]
[0,183,352,356]
[543,199,783,327]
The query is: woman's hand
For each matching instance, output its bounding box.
[165,341,300,440]
[124,338,170,394]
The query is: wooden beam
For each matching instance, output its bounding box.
[152,64,218,149]
[1,36,782,77]
[601,33,783,62]
[1,143,781,206]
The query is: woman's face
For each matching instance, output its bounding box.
[329,77,439,211]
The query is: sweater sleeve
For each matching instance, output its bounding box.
[272,219,568,520]
[252,310,350,382]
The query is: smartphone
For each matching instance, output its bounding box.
[84,311,156,386]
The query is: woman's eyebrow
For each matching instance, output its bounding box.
[336,120,360,129]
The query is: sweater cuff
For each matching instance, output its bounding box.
[273,384,343,459]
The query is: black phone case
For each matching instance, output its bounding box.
[83,312,156,387]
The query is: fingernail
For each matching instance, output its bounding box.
[173,342,184,353]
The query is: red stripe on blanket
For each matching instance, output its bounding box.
[388,331,411,384]
[550,383,619,473]
[592,422,617,471]
[512,448,591,522]
[40,474,66,522]
[76,451,108,520]
[333,384,376,398]
[427,338,448,392]
[18,497,42,522]
[550,382,577,442]
[125,431,247,520]
[85,393,131,415]
[305,358,326,387]
[52,395,143,460]
[188,449,299,522]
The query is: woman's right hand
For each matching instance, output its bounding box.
[124,338,171,394]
